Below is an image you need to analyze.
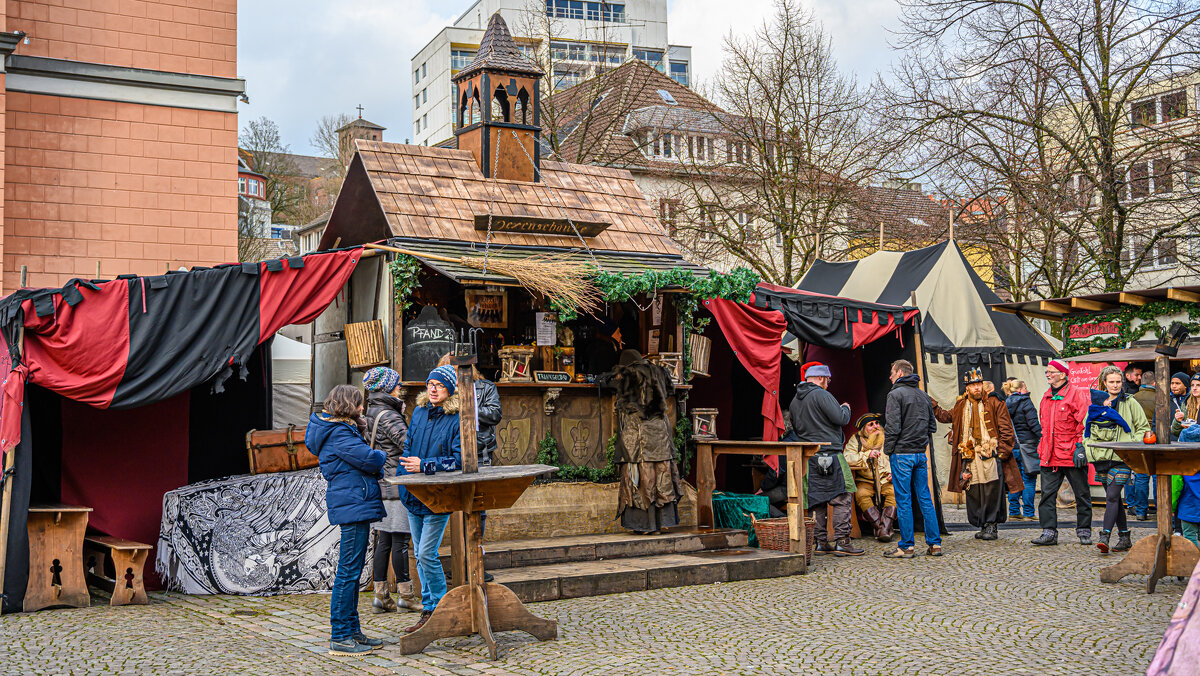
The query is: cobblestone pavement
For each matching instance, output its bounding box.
[2,524,1184,675]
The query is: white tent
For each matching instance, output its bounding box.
[271,333,312,427]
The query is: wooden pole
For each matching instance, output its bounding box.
[949,211,955,241]
[0,447,14,604]
[878,222,885,251]
[19,265,27,288]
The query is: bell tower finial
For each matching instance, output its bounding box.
[452,12,543,182]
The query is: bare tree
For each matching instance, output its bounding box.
[891,0,1200,293]
[239,116,306,223]
[237,197,272,262]
[310,112,356,174]
[665,1,890,284]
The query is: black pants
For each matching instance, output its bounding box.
[372,531,410,583]
[1038,466,1092,531]
[965,480,1006,528]
[1102,482,1128,532]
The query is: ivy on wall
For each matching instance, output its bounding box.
[1060,300,1200,357]
[535,431,619,484]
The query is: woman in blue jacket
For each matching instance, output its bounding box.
[306,384,387,656]
[399,365,463,634]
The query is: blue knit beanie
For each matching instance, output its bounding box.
[427,365,457,395]
[362,366,400,393]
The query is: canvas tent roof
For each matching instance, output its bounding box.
[796,241,1056,362]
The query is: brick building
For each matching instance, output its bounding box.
[0,0,244,292]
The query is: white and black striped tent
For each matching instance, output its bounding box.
[797,241,1058,485]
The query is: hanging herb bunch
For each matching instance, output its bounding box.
[387,254,423,314]
[1060,300,1200,358]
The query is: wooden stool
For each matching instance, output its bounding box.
[84,536,152,606]
[25,504,92,612]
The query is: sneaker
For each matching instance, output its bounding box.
[329,638,372,656]
[833,537,864,557]
[352,633,383,649]
[405,610,432,634]
[927,545,943,556]
[1031,530,1058,546]
[883,547,916,559]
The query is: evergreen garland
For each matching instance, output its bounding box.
[535,431,619,484]
[387,255,423,313]
[1060,300,1200,357]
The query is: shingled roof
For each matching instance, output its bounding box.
[319,140,686,258]
[453,13,542,80]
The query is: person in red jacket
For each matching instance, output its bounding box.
[1032,359,1093,546]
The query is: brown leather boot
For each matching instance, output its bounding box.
[863,506,884,539]
[405,610,432,633]
[879,506,897,542]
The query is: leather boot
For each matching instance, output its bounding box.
[834,537,864,556]
[396,581,420,611]
[814,540,835,555]
[1113,530,1133,552]
[1031,529,1058,546]
[879,506,897,542]
[371,581,397,614]
[1077,528,1092,546]
[1096,529,1112,554]
[405,610,432,633]
[864,506,886,541]
[982,523,998,541]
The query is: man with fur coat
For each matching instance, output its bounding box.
[933,368,1022,540]
[843,413,896,541]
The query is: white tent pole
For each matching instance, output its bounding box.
[878,222,884,251]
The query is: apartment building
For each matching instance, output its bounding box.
[412,0,691,147]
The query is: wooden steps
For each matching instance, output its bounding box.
[438,528,803,603]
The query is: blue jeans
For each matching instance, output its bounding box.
[1126,473,1155,516]
[331,521,370,641]
[890,452,942,550]
[409,511,451,611]
[1008,471,1037,518]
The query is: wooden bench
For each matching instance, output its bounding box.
[84,536,152,606]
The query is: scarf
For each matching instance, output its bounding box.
[1084,404,1130,438]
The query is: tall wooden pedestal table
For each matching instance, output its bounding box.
[1093,442,1200,593]
[695,440,826,574]
[385,464,559,658]
[25,504,92,611]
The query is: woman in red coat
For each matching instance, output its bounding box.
[1032,359,1092,546]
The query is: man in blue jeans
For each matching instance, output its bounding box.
[882,359,943,558]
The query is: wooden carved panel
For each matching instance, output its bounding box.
[552,392,607,468]
[494,393,542,466]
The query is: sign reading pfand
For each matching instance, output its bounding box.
[1068,321,1121,340]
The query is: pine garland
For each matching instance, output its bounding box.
[535,431,619,484]
[1060,300,1200,357]
[387,255,423,313]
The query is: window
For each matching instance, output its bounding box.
[669,62,689,87]
[774,225,784,248]
[238,176,246,194]
[727,140,744,164]
[414,94,421,109]
[1131,99,1157,127]
[421,63,427,78]
[1153,157,1173,194]
[1162,90,1188,122]
[1184,150,1200,188]
[656,89,677,105]
[517,43,537,61]
[415,121,421,137]
[547,1,623,21]
[422,114,427,130]
[1129,161,1150,198]
[735,212,750,226]
[658,198,680,227]
[550,40,588,62]
[451,50,475,71]
[1126,231,1179,269]
[633,48,665,71]
[553,67,582,91]
[422,88,428,104]
[414,69,420,84]
[661,133,673,158]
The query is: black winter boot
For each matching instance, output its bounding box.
[1077,528,1092,546]
[1113,530,1133,552]
[982,523,998,540]
[1031,529,1058,546]
[1096,529,1112,554]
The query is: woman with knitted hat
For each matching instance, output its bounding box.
[397,365,462,634]
[361,366,419,614]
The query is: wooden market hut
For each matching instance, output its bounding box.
[315,13,709,475]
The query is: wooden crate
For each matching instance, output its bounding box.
[689,333,711,377]
[345,319,389,369]
[647,352,684,385]
[499,345,536,382]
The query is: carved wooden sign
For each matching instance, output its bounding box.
[473,215,610,237]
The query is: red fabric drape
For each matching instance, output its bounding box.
[258,249,360,341]
[704,297,788,445]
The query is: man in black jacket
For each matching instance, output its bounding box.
[882,359,943,558]
[790,362,862,556]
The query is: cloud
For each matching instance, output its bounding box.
[237,0,903,153]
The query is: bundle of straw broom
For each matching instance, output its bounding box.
[364,243,601,317]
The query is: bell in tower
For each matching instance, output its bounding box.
[452,12,543,183]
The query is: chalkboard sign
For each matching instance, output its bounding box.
[402,305,456,381]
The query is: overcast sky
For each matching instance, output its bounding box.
[236,0,904,155]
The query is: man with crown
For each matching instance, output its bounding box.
[933,368,1022,541]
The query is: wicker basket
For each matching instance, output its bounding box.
[751,514,816,564]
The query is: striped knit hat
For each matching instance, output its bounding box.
[362,366,400,393]
[427,365,457,395]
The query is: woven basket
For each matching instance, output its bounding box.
[751,515,816,564]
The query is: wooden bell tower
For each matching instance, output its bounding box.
[452,13,543,183]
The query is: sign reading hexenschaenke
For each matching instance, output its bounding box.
[473,215,609,237]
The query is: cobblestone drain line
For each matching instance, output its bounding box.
[0,525,1183,675]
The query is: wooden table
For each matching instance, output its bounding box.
[385,464,558,659]
[695,440,826,574]
[1093,442,1200,593]
[25,504,92,612]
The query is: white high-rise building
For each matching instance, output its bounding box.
[412,0,692,147]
